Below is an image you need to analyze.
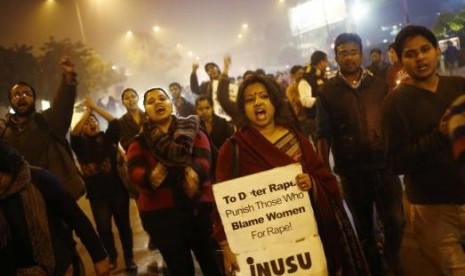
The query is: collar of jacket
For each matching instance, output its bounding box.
[336,68,373,89]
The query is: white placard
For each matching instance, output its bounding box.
[213,163,327,275]
[235,238,328,276]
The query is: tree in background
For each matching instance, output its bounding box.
[0,37,126,109]
[433,9,465,44]
[433,9,465,67]
[39,37,126,100]
[0,44,40,108]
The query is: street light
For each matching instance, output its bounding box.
[74,0,86,43]
[42,0,87,43]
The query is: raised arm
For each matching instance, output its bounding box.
[190,62,202,95]
[85,97,115,122]
[70,106,91,137]
[43,58,78,138]
[217,55,239,122]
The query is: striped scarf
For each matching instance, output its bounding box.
[143,115,200,167]
[0,162,55,274]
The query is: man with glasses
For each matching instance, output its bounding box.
[315,33,404,275]
[0,58,85,200]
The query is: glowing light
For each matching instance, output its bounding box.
[41,100,51,111]
[351,2,370,22]
[238,34,243,39]
[153,25,160,32]
[126,30,133,37]
[242,23,248,30]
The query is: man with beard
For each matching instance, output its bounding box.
[315,33,404,275]
[0,58,85,199]
[382,25,465,274]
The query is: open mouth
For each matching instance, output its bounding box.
[417,63,429,72]
[254,107,266,120]
[17,100,28,107]
[155,106,165,113]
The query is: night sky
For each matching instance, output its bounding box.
[0,0,460,87]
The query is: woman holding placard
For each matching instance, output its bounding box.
[213,74,369,276]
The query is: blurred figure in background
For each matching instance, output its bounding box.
[444,40,460,76]
[118,88,144,151]
[304,50,329,99]
[366,47,389,80]
[286,65,316,139]
[195,95,233,152]
[168,82,196,117]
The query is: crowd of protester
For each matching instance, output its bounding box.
[1,24,465,276]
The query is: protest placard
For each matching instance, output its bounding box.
[213,163,327,275]
[235,238,327,276]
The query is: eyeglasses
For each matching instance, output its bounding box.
[11,90,34,99]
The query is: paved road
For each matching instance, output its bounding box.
[76,198,177,276]
[75,193,442,276]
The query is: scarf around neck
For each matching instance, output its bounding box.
[0,161,55,274]
[143,115,200,167]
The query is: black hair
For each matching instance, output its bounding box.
[388,42,396,50]
[242,70,255,80]
[204,62,219,72]
[195,95,213,107]
[143,87,170,105]
[9,81,36,101]
[168,82,182,90]
[370,48,382,55]
[236,74,293,128]
[255,68,266,76]
[290,65,303,75]
[334,33,363,57]
[120,88,138,102]
[394,25,438,61]
[310,50,328,66]
[0,140,23,175]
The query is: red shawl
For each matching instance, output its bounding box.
[214,126,369,275]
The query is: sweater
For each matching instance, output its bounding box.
[381,75,465,204]
[127,130,214,212]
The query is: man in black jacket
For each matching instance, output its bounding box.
[316,33,404,275]
[190,57,238,121]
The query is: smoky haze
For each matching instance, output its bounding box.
[0,0,294,94]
